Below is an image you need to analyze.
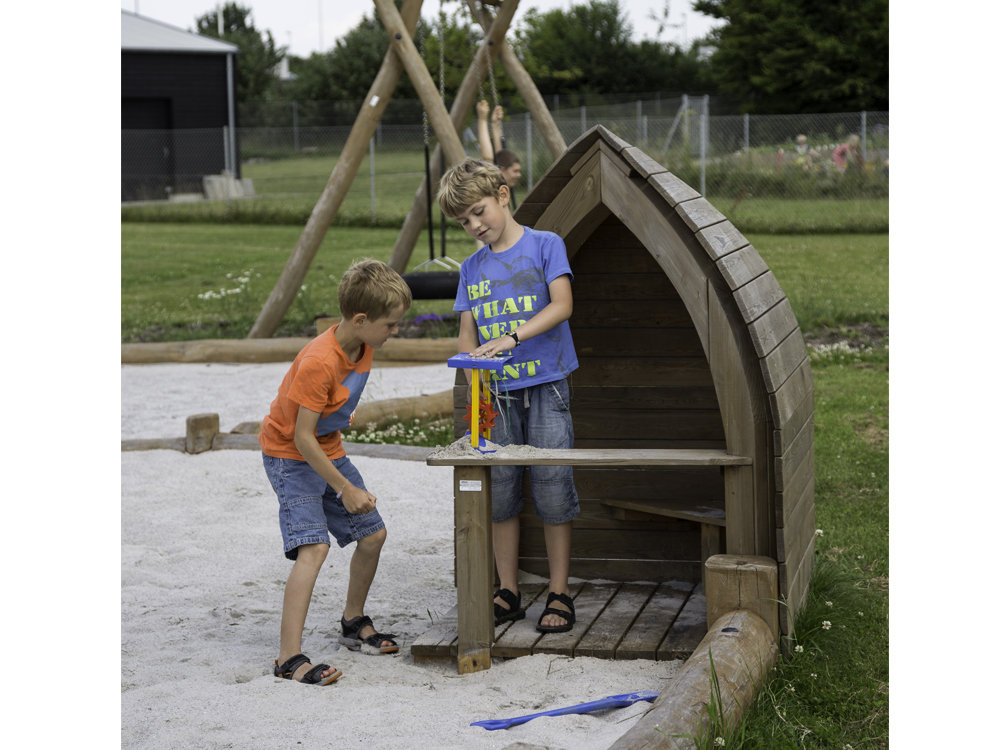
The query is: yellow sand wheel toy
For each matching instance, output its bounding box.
[447,351,514,453]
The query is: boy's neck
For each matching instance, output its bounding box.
[489,215,524,254]
[333,322,364,362]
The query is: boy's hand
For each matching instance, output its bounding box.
[492,105,504,123]
[341,484,377,515]
[477,100,490,120]
[471,334,516,359]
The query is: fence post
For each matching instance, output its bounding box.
[699,112,707,197]
[222,126,230,174]
[643,115,648,145]
[377,121,382,147]
[554,93,559,112]
[681,94,690,154]
[526,111,533,191]
[369,136,376,223]
[744,113,750,154]
[581,105,587,136]
[861,110,867,166]
[636,99,642,144]
[292,101,299,153]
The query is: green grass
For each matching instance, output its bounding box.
[122,225,887,342]
[121,223,478,342]
[750,234,888,331]
[733,347,889,749]
[121,149,886,233]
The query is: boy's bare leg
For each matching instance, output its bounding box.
[278,543,339,681]
[493,516,521,610]
[541,521,573,628]
[342,528,394,647]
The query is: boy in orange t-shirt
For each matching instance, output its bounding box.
[259,259,412,685]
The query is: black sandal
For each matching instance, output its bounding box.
[494,588,526,627]
[339,615,399,655]
[273,653,341,685]
[536,592,576,633]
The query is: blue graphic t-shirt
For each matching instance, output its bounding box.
[453,226,579,389]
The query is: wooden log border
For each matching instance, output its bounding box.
[121,337,458,364]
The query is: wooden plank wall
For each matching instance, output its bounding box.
[514,215,726,582]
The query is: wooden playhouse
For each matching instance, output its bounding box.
[418,126,815,671]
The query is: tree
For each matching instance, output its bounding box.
[693,0,889,113]
[195,3,285,102]
[511,0,709,97]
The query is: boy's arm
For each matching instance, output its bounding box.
[470,275,573,356]
[491,106,504,153]
[294,405,376,514]
[477,100,494,162]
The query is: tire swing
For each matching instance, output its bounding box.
[402,4,462,301]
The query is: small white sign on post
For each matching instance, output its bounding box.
[459,480,482,492]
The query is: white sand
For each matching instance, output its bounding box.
[122,363,680,750]
[121,362,457,440]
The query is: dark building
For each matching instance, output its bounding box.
[121,10,240,201]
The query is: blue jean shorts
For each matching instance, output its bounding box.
[489,378,580,525]
[262,453,385,560]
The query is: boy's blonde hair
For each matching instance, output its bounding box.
[337,258,412,321]
[438,158,507,218]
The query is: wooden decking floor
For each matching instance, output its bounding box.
[411,580,706,663]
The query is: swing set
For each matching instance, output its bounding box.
[247,0,568,337]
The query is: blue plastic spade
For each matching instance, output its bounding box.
[470,690,658,731]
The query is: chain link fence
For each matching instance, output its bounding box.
[122,96,888,230]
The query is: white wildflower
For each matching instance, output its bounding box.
[714,738,726,747]
[825,601,833,608]
[822,621,832,630]
[815,529,824,537]
[794,645,803,653]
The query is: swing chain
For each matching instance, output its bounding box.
[418,21,430,147]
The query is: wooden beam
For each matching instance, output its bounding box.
[453,465,494,672]
[373,0,466,166]
[246,0,423,338]
[427,448,751,467]
[610,610,778,750]
[386,0,522,272]
[704,554,779,641]
[471,2,567,158]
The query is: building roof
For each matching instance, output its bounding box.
[121,10,239,54]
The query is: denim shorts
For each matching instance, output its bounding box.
[489,378,580,525]
[262,453,385,560]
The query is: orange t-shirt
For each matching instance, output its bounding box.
[258,325,373,461]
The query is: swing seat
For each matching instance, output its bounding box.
[402,270,461,300]
[403,256,462,300]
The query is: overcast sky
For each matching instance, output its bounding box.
[122,1,722,58]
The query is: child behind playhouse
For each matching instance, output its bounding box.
[258,258,412,685]
[476,100,522,211]
[438,157,580,634]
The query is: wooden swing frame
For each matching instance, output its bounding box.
[248,0,567,338]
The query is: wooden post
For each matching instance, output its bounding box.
[185,413,219,454]
[386,0,522,273]
[471,2,567,159]
[608,610,778,750]
[246,0,423,339]
[373,0,466,167]
[454,465,494,673]
[704,554,779,642]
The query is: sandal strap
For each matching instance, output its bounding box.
[274,653,310,679]
[493,588,521,611]
[545,592,575,612]
[301,663,332,684]
[362,632,398,648]
[341,614,374,638]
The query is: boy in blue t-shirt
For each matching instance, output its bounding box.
[438,158,580,633]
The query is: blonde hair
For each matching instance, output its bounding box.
[437,158,507,218]
[337,258,412,320]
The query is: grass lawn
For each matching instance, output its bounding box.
[121,223,478,342]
